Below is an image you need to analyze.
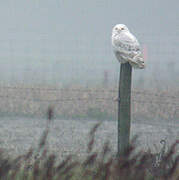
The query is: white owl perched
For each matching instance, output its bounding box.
[112,24,145,69]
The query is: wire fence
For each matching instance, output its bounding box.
[0,86,178,105]
[0,38,178,119]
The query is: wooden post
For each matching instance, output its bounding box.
[118,62,132,155]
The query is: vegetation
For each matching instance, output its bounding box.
[0,85,178,121]
[0,108,178,180]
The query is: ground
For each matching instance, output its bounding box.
[0,117,178,159]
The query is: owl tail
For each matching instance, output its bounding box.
[129,53,145,69]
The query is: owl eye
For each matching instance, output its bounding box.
[115,27,118,30]
[121,27,124,30]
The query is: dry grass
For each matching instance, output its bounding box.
[0,85,178,121]
[0,108,178,180]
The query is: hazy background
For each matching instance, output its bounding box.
[0,1,178,157]
[0,0,178,89]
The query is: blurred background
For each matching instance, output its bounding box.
[0,0,178,121]
[0,0,178,88]
[0,0,178,157]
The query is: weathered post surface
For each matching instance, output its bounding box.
[118,62,132,155]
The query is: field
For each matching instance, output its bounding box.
[0,85,178,122]
[0,85,178,179]
[0,113,178,180]
[0,116,178,158]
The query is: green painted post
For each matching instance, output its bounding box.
[118,62,132,155]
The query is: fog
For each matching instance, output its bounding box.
[0,0,178,88]
[0,1,178,160]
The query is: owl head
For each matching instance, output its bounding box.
[112,24,129,35]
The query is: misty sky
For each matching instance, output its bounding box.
[0,0,178,87]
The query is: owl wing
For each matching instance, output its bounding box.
[113,31,141,55]
[113,32,145,68]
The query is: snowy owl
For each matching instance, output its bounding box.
[112,24,145,69]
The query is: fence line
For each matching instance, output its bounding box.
[0,94,178,108]
[0,86,178,99]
